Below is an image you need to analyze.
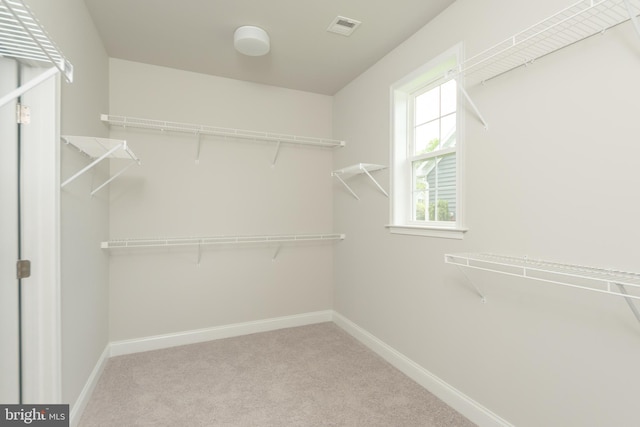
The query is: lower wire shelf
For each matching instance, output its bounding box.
[445,253,640,322]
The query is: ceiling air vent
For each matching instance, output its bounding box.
[327,16,361,36]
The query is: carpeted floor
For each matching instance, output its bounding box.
[79,322,476,426]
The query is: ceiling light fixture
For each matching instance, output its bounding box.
[234,26,270,56]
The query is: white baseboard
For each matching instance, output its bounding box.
[74,310,508,427]
[332,311,513,427]
[69,344,110,427]
[109,310,333,357]
[72,311,332,424]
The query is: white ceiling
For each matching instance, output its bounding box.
[83,0,456,95]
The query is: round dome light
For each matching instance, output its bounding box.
[234,26,270,56]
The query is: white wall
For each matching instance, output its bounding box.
[332,0,640,426]
[107,59,335,341]
[27,0,110,408]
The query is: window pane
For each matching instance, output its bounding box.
[414,121,439,154]
[440,113,456,148]
[412,158,435,221]
[441,79,457,116]
[413,190,427,221]
[412,155,456,222]
[433,153,456,222]
[435,153,456,187]
[415,86,439,125]
[413,159,433,191]
[431,186,456,221]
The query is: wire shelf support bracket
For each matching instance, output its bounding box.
[332,163,388,200]
[624,0,640,38]
[454,77,488,130]
[194,132,202,164]
[445,253,640,324]
[0,0,73,108]
[61,136,141,196]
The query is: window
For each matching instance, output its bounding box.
[389,44,466,239]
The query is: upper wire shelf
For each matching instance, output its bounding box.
[445,253,640,301]
[101,233,345,249]
[101,114,346,149]
[0,0,73,81]
[456,0,640,85]
[102,233,345,265]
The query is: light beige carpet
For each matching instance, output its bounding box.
[79,322,475,426]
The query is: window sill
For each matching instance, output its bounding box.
[386,224,468,240]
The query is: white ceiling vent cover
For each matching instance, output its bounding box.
[327,16,361,36]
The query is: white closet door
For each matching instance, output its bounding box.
[19,64,61,404]
[0,58,21,403]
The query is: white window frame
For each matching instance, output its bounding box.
[388,43,467,239]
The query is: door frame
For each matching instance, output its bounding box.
[18,66,62,404]
[0,57,21,404]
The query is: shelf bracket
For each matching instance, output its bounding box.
[455,265,487,303]
[0,66,59,109]
[362,168,389,198]
[623,0,640,41]
[334,174,360,200]
[197,241,202,266]
[272,140,281,167]
[61,138,141,196]
[272,245,281,261]
[615,283,640,324]
[195,133,202,164]
[455,78,488,130]
[61,142,123,189]
[90,160,136,197]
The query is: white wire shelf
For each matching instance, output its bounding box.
[456,0,640,85]
[332,163,388,200]
[61,136,141,196]
[102,233,345,249]
[102,233,345,264]
[101,114,346,149]
[0,0,73,79]
[0,0,73,107]
[445,253,640,323]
